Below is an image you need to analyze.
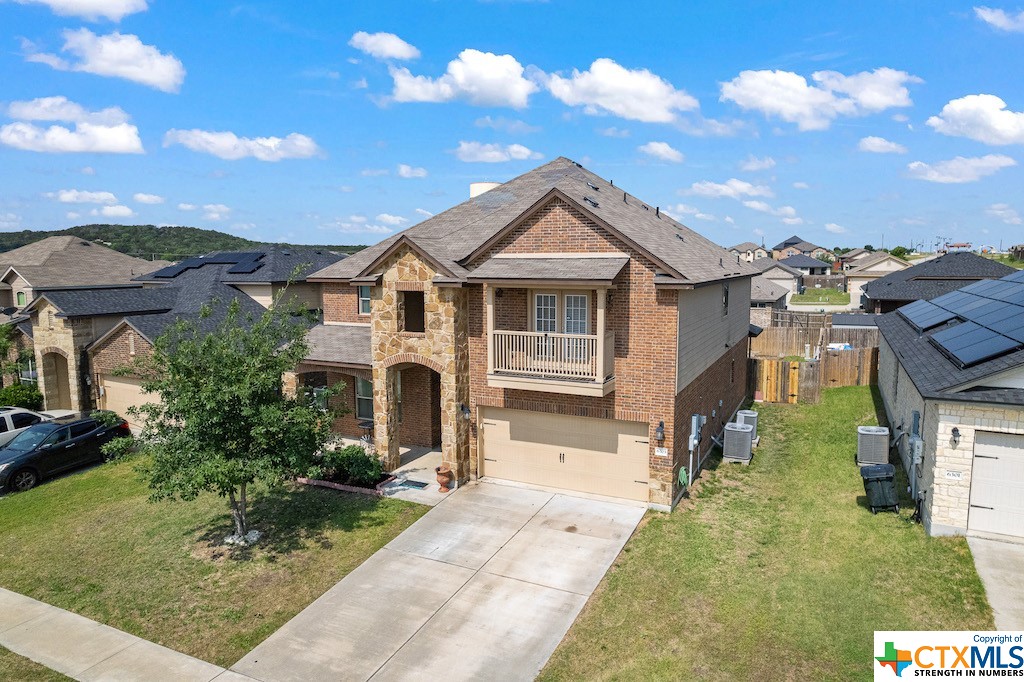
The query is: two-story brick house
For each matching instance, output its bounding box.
[298,158,757,509]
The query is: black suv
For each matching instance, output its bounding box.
[0,411,131,492]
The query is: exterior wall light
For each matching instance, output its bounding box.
[655,420,665,443]
[951,427,961,447]
[459,403,471,421]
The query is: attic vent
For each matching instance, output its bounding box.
[676,234,685,242]
[282,250,291,256]
[587,182,599,191]
[642,205,649,211]
[583,196,599,208]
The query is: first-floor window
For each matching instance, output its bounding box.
[18,356,37,386]
[355,377,373,420]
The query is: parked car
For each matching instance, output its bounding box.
[0,406,77,448]
[0,411,131,492]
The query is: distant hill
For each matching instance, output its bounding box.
[0,225,368,262]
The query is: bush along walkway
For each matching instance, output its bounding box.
[541,386,993,681]
[0,588,252,681]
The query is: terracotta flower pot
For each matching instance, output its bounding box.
[435,464,453,493]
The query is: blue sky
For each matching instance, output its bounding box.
[2,1,1023,251]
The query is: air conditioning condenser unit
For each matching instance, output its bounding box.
[857,426,890,465]
[723,422,754,465]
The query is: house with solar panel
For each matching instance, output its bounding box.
[18,247,343,421]
[876,269,1024,540]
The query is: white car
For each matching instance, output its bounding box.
[0,407,76,448]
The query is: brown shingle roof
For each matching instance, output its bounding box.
[466,256,628,283]
[310,158,757,286]
[0,236,169,288]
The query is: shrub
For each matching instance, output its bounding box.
[0,384,43,410]
[320,445,384,487]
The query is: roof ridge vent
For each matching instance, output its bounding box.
[676,234,685,242]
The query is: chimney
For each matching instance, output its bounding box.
[470,182,501,198]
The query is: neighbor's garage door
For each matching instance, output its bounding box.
[99,375,149,431]
[479,407,650,502]
[969,431,1024,539]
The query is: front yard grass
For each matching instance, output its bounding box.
[0,646,70,681]
[0,458,427,667]
[542,386,992,681]
[790,287,850,305]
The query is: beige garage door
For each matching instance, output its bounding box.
[99,375,150,430]
[969,431,1024,539]
[479,407,650,502]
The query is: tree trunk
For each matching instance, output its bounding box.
[228,487,247,536]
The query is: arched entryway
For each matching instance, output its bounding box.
[379,361,442,482]
[41,351,71,410]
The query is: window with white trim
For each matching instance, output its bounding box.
[534,293,557,333]
[18,356,37,386]
[355,377,373,420]
[357,286,371,315]
[564,294,589,335]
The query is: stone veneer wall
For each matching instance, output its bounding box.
[370,246,470,477]
[465,197,680,506]
[32,301,92,411]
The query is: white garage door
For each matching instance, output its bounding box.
[969,431,1024,538]
[99,375,150,431]
[479,407,650,502]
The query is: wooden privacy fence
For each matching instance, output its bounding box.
[750,326,821,358]
[750,348,877,404]
[770,309,830,328]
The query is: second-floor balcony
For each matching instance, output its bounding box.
[491,329,615,385]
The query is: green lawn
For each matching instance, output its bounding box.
[0,646,70,681]
[984,254,1024,269]
[0,458,426,668]
[541,387,992,681]
[791,287,851,305]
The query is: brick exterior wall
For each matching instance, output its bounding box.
[89,324,153,377]
[466,197,682,506]
[398,363,442,447]
[322,283,367,324]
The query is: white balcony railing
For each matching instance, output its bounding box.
[492,330,614,382]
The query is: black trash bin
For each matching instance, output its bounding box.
[860,464,899,514]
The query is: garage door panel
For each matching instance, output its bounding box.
[969,431,1024,538]
[99,375,150,430]
[480,407,650,502]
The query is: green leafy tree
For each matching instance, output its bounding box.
[889,246,910,259]
[128,296,337,539]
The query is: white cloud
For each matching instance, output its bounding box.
[825,222,847,234]
[375,213,407,226]
[858,136,908,153]
[390,49,537,108]
[743,200,800,222]
[686,178,774,199]
[906,154,1016,183]
[926,94,1024,145]
[361,168,388,176]
[724,216,735,224]
[330,219,394,235]
[65,211,80,220]
[987,203,1022,224]
[546,58,698,123]
[720,67,922,131]
[348,31,420,60]
[14,0,147,21]
[348,214,367,223]
[0,212,22,230]
[415,208,433,217]
[230,222,256,231]
[474,116,540,134]
[667,203,715,221]
[638,141,683,163]
[598,126,630,137]
[81,165,95,175]
[454,141,542,162]
[133,192,164,204]
[46,188,117,204]
[338,185,354,193]
[177,203,196,211]
[202,203,230,221]
[793,181,809,189]
[739,155,776,171]
[91,204,134,218]
[397,163,428,178]
[975,6,1024,32]
[163,129,321,161]
[25,29,185,93]
[892,113,909,122]
[7,96,128,125]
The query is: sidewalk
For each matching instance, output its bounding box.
[0,588,253,682]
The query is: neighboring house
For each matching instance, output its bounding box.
[729,241,768,263]
[876,269,1024,540]
[779,254,831,277]
[298,157,758,509]
[1011,244,1024,261]
[749,275,788,328]
[771,235,832,261]
[845,252,911,308]
[863,252,1015,313]
[752,257,801,305]
[837,248,872,271]
[830,313,881,330]
[0,236,167,311]
[21,248,343,421]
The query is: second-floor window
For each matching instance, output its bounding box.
[16,291,26,307]
[400,291,425,333]
[533,292,590,334]
[357,286,371,315]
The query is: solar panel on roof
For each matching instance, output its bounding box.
[948,335,1021,367]
[898,300,958,331]
[1005,270,1024,283]
[989,317,1024,343]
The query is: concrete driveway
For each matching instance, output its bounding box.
[232,482,645,681]
[968,537,1024,629]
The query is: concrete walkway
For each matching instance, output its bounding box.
[0,588,254,681]
[232,481,646,681]
[968,537,1024,629]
